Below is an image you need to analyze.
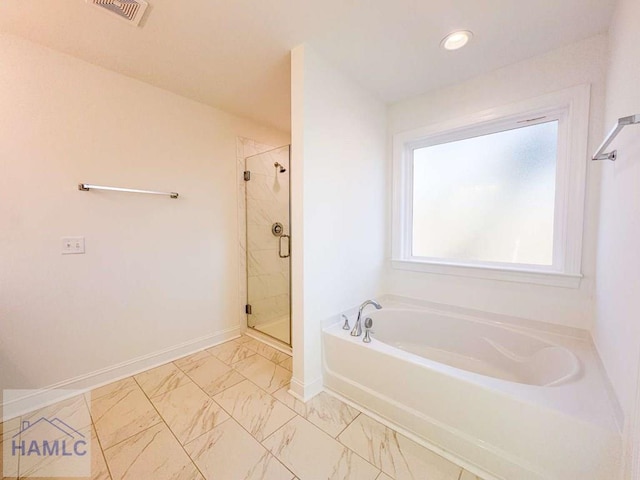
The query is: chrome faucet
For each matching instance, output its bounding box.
[363,317,374,343]
[350,299,382,336]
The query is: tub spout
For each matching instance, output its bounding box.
[350,300,382,336]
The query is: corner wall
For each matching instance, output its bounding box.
[0,33,289,404]
[593,0,640,476]
[385,34,609,330]
[290,45,387,398]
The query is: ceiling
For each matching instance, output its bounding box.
[0,0,616,132]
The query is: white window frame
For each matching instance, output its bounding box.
[391,85,590,288]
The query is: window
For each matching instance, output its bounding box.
[392,86,590,287]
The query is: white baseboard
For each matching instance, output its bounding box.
[2,327,241,420]
[289,375,323,402]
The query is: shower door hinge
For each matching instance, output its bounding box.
[243,171,251,181]
[245,304,252,314]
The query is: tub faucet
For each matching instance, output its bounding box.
[363,318,374,343]
[350,300,382,337]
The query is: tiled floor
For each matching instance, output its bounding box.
[1,335,484,480]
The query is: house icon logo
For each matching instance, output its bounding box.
[11,417,88,458]
[3,389,92,477]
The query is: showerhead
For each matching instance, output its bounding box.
[274,162,287,173]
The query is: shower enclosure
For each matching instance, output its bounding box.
[244,145,291,345]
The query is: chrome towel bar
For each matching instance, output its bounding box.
[592,114,640,161]
[78,184,179,199]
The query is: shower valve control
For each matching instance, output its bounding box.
[272,222,284,236]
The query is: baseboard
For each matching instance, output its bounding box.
[289,375,323,402]
[2,326,241,420]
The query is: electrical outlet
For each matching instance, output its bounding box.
[61,237,85,255]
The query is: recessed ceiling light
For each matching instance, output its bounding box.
[441,30,473,51]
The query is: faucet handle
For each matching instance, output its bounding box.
[363,317,373,343]
[341,314,350,330]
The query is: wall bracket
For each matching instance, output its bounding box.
[592,114,640,161]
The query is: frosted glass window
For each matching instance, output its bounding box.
[412,121,558,265]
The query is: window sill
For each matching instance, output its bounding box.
[391,259,582,288]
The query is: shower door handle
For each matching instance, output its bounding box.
[279,234,290,258]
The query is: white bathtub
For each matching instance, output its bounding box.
[322,300,621,480]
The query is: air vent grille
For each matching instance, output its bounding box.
[89,0,149,26]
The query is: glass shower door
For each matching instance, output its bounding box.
[245,145,291,345]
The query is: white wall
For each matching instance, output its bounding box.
[593,0,640,476]
[290,45,387,398]
[0,33,288,399]
[385,34,609,330]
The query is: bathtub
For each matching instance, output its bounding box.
[322,300,621,480]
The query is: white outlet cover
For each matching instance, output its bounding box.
[61,237,85,255]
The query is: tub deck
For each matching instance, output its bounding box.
[322,299,621,480]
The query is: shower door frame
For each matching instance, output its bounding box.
[244,144,292,347]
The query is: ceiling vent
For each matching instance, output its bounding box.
[88,0,149,26]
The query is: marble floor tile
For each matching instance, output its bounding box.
[104,422,202,480]
[278,357,293,372]
[0,417,20,436]
[245,342,290,365]
[21,394,92,430]
[90,377,139,402]
[1,418,21,479]
[233,355,290,394]
[15,396,95,479]
[17,418,95,479]
[235,335,255,344]
[239,337,264,352]
[212,380,295,441]
[176,354,245,396]
[272,387,359,437]
[89,426,112,480]
[303,392,360,437]
[459,470,482,480]
[174,350,213,370]
[134,362,192,398]
[263,416,379,480]
[151,382,229,445]
[376,474,393,480]
[272,385,306,417]
[338,414,461,480]
[90,378,162,450]
[18,426,111,480]
[207,341,256,365]
[185,419,293,480]
[0,416,20,431]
